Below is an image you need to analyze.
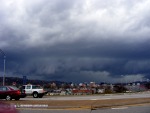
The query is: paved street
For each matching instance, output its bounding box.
[19,105,150,113]
[21,92,150,101]
[17,92,150,111]
[92,105,150,113]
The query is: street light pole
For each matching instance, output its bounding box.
[0,49,6,86]
[3,55,6,86]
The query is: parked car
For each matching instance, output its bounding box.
[0,86,25,100]
[0,101,18,113]
[20,84,47,98]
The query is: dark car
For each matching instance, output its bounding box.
[0,102,18,113]
[0,86,25,100]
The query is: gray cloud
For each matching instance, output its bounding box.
[0,0,150,83]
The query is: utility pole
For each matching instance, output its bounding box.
[0,49,6,86]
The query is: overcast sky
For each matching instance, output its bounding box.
[0,0,150,83]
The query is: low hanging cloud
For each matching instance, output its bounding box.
[122,74,145,83]
[0,0,150,83]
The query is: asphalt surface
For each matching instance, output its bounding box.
[1,92,149,113]
[7,92,147,110]
[19,104,150,113]
[21,92,150,100]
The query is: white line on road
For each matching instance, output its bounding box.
[90,99,97,100]
[111,107,128,110]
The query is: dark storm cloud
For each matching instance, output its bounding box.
[0,0,150,83]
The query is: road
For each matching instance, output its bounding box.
[21,92,150,101]
[18,92,150,113]
[19,104,150,113]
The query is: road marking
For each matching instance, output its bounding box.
[111,107,128,110]
[15,104,48,108]
[101,98,111,100]
[90,98,111,100]
[90,99,97,100]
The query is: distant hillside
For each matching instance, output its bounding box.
[0,77,68,86]
[0,77,49,86]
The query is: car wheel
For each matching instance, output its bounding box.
[33,92,38,98]
[6,95,12,101]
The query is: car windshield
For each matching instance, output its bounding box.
[0,86,8,91]
[9,86,19,90]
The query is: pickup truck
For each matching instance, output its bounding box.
[20,85,47,98]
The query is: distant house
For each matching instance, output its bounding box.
[97,89,105,94]
[125,84,147,92]
[72,89,93,95]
